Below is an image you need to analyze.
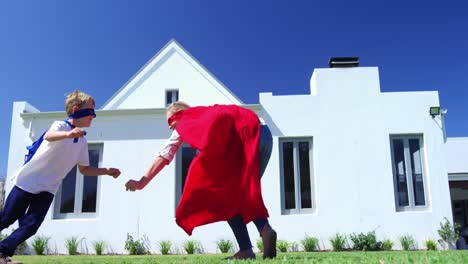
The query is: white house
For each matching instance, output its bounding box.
[5,40,466,253]
[446,138,468,230]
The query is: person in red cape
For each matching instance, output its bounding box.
[125,101,277,259]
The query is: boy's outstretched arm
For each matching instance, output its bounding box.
[125,156,169,191]
[45,127,85,142]
[78,165,121,178]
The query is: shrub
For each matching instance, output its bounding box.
[182,239,201,254]
[158,240,172,255]
[124,233,150,255]
[256,238,263,252]
[17,242,28,254]
[277,240,289,252]
[425,239,437,251]
[330,233,347,251]
[301,235,319,252]
[92,240,107,255]
[290,241,300,252]
[350,231,382,251]
[65,236,82,255]
[438,217,461,249]
[31,235,50,255]
[381,239,394,251]
[399,235,416,251]
[215,239,234,253]
[1,230,28,254]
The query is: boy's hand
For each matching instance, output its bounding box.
[125,180,143,191]
[67,127,85,139]
[107,168,121,178]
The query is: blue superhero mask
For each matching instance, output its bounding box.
[69,108,96,119]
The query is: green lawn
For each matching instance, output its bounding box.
[12,251,468,264]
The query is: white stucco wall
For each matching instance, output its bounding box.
[102,41,241,110]
[445,138,468,174]
[260,67,451,249]
[6,102,40,195]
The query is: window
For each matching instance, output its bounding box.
[390,135,428,211]
[53,144,103,219]
[279,138,314,214]
[166,89,179,106]
[175,144,197,208]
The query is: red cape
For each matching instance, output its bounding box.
[173,105,269,235]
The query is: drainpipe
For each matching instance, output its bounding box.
[441,109,448,143]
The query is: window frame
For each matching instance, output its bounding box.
[389,134,429,212]
[53,143,103,219]
[165,89,179,106]
[278,137,315,215]
[174,143,197,211]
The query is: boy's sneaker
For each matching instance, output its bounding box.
[225,248,256,260]
[0,253,22,264]
[260,223,277,259]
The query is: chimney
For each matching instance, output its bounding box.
[328,57,359,68]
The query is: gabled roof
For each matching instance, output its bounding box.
[101,39,242,109]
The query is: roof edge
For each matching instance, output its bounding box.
[20,104,262,119]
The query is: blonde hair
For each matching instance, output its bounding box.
[167,101,190,114]
[65,90,95,115]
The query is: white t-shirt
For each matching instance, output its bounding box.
[158,130,183,163]
[13,121,90,194]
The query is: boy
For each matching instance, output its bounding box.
[0,90,121,264]
[126,102,277,259]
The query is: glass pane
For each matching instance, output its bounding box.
[166,91,179,105]
[409,139,425,206]
[181,147,197,191]
[282,142,295,209]
[81,149,99,213]
[299,142,312,208]
[392,139,409,206]
[166,91,172,106]
[60,166,77,213]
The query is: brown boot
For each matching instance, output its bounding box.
[260,224,277,259]
[225,248,256,260]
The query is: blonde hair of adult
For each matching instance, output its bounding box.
[167,101,190,114]
[65,90,96,115]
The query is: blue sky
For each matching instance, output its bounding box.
[1,0,467,178]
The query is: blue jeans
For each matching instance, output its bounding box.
[228,124,273,251]
[0,186,54,256]
[259,125,273,178]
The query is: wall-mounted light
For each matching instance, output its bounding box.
[430,107,448,142]
[429,107,440,118]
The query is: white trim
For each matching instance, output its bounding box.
[449,173,468,181]
[21,108,167,119]
[447,137,468,141]
[278,137,315,215]
[101,39,243,109]
[390,134,430,212]
[19,105,262,120]
[165,89,179,106]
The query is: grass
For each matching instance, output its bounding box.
[13,251,468,264]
